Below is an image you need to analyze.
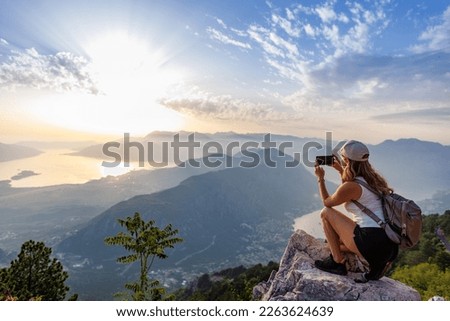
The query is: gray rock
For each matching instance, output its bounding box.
[253,229,421,301]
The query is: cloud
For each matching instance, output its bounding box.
[248,1,390,82]
[200,1,448,130]
[372,107,450,123]
[160,89,301,122]
[411,6,450,53]
[284,51,450,113]
[315,4,337,23]
[271,13,301,37]
[248,25,284,57]
[304,24,316,37]
[207,27,252,49]
[0,47,98,94]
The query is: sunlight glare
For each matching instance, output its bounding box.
[32,31,186,135]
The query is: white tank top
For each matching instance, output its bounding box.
[344,177,385,228]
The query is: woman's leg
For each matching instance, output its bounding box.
[320,207,362,263]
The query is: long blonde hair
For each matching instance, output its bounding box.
[342,159,393,195]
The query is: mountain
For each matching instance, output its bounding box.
[0,143,42,162]
[369,138,450,199]
[69,133,450,199]
[16,140,97,151]
[418,190,450,215]
[68,131,324,164]
[63,132,450,198]
[56,150,326,299]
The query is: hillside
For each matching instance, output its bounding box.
[56,150,327,299]
[370,138,450,199]
[175,211,450,301]
[0,143,42,162]
[0,156,231,251]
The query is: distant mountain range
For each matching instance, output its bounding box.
[0,143,42,162]
[69,132,450,199]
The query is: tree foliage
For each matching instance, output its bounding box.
[174,261,279,301]
[391,210,450,272]
[389,210,450,300]
[391,263,450,300]
[104,212,183,300]
[0,240,69,301]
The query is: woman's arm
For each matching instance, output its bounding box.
[322,182,361,207]
[315,165,361,207]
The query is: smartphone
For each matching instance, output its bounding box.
[316,155,334,166]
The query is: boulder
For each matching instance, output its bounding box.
[253,229,421,301]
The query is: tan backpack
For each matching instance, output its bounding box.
[353,179,423,249]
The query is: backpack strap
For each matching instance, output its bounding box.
[352,178,385,228]
[354,178,382,197]
[352,199,385,227]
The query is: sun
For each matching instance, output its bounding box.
[31,31,186,136]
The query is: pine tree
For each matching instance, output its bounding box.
[105,212,183,300]
[0,240,69,300]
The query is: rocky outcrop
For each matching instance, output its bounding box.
[253,229,421,301]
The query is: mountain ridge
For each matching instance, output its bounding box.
[0,142,42,162]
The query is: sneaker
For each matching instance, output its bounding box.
[315,255,347,276]
[354,272,369,283]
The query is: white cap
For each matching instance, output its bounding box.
[340,140,370,162]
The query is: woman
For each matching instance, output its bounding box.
[314,140,398,282]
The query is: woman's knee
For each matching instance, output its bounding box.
[320,207,335,220]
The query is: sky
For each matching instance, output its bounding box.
[0,0,449,144]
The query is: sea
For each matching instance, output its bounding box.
[0,149,137,188]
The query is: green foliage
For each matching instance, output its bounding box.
[0,240,69,301]
[388,210,450,300]
[392,210,450,271]
[174,261,279,301]
[391,263,450,300]
[105,212,183,301]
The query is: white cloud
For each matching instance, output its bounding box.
[271,14,301,37]
[0,38,8,46]
[199,1,448,130]
[304,24,316,37]
[269,32,299,57]
[215,18,227,29]
[284,52,450,115]
[160,90,300,122]
[315,5,337,23]
[372,107,450,123]
[286,8,295,21]
[248,25,284,57]
[250,0,391,75]
[0,47,98,94]
[231,28,247,37]
[338,13,350,24]
[411,6,450,53]
[207,27,252,49]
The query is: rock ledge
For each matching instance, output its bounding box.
[253,230,421,301]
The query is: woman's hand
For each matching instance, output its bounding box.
[314,164,325,181]
[332,157,344,174]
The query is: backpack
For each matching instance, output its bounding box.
[352,179,423,249]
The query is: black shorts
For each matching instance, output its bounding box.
[353,225,399,280]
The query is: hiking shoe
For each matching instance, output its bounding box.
[354,272,369,283]
[315,255,347,276]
